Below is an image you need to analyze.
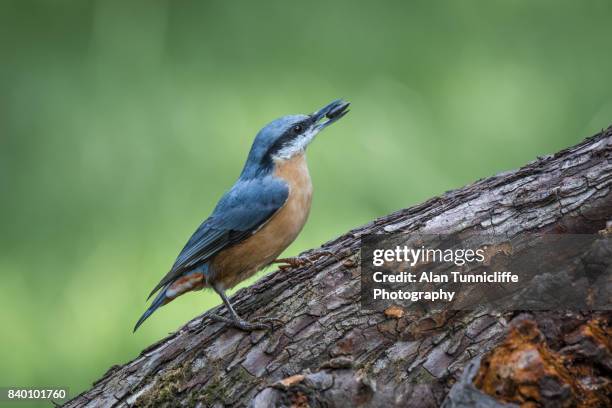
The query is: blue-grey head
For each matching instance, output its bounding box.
[241,99,350,177]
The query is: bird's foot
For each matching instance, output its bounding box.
[209,314,282,331]
[273,257,309,271]
[273,251,335,271]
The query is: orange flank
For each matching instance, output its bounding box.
[164,273,205,303]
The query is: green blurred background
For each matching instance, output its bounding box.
[1,0,611,403]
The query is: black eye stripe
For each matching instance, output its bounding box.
[290,119,311,135]
[278,120,309,143]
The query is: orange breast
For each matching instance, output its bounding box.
[211,154,313,289]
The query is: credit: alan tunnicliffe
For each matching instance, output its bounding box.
[372,271,519,283]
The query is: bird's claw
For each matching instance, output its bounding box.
[273,251,335,271]
[273,257,311,271]
[253,316,284,326]
[209,314,282,331]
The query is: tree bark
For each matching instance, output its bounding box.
[63,127,612,408]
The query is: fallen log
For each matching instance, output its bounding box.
[63,126,612,408]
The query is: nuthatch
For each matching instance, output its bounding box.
[135,99,350,331]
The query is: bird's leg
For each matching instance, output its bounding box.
[209,284,281,331]
[272,250,337,271]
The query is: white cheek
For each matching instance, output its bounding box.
[273,130,318,160]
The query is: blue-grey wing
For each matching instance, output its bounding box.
[147,176,289,298]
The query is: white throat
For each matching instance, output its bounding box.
[271,128,319,161]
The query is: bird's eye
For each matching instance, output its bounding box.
[293,125,303,133]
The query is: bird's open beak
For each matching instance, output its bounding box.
[312,99,350,130]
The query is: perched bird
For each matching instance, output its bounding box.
[134,99,350,332]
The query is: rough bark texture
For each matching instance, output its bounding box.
[64,127,612,408]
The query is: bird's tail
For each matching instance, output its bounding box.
[133,284,170,332]
[134,270,206,332]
